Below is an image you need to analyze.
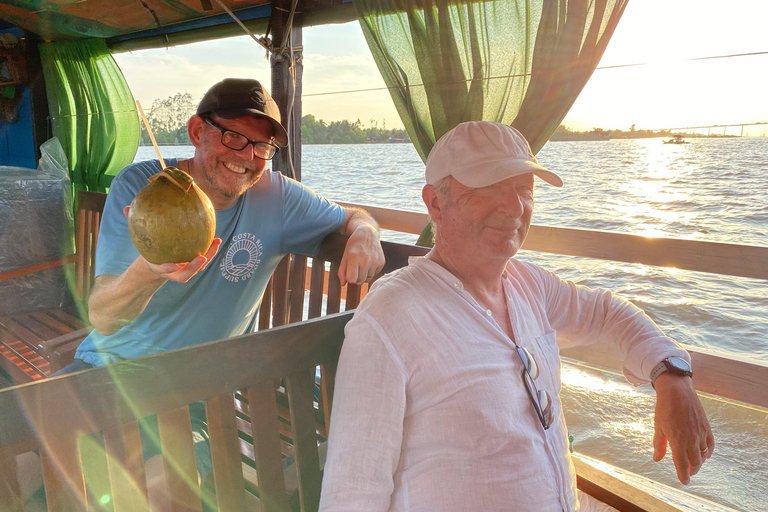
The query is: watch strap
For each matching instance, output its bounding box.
[650,357,692,388]
[649,360,669,387]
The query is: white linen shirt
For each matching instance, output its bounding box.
[319,257,690,512]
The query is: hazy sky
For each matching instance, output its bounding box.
[115,0,768,135]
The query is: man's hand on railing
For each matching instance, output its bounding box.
[338,223,385,286]
[338,211,385,286]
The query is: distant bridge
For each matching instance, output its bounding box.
[646,122,768,137]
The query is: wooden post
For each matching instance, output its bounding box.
[270,0,304,182]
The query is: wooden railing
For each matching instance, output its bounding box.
[338,201,768,410]
[338,202,768,281]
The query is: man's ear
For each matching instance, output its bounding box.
[422,184,444,224]
[188,115,204,147]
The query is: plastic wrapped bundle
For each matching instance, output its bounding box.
[0,138,74,316]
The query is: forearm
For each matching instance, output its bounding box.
[341,207,380,237]
[88,259,167,335]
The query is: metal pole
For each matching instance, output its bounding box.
[270,0,303,181]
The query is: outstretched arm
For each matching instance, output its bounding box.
[88,204,221,335]
[88,239,220,335]
[531,263,715,484]
[337,207,385,286]
[652,373,714,485]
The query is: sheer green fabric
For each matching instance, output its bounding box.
[512,0,628,151]
[354,0,628,244]
[40,39,139,193]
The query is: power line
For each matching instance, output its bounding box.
[646,121,768,132]
[302,49,768,98]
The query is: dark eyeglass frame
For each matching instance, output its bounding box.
[201,115,280,160]
[516,345,554,430]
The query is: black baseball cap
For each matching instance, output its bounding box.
[196,78,289,147]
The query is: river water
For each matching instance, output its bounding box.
[136,138,768,511]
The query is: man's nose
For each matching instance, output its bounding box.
[497,190,525,217]
[235,143,256,161]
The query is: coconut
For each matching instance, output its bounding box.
[128,167,216,264]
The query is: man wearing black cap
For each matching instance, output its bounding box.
[77,78,383,362]
[56,78,384,509]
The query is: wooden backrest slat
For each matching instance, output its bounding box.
[246,381,290,512]
[103,421,150,512]
[289,255,308,324]
[82,211,94,301]
[28,312,75,336]
[47,309,86,331]
[258,278,274,331]
[285,368,322,512]
[14,314,60,341]
[319,363,337,436]
[76,206,87,300]
[74,191,106,306]
[204,393,248,512]
[157,407,203,512]
[41,438,86,512]
[0,455,24,512]
[2,318,45,350]
[88,210,100,294]
[345,284,362,310]
[271,257,291,328]
[307,260,325,319]
[326,261,342,315]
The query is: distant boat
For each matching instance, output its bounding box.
[663,135,689,144]
[388,137,412,143]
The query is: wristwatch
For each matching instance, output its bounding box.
[650,356,693,388]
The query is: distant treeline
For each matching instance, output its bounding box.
[301,115,410,144]
[142,91,721,146]
[137,92,413,145]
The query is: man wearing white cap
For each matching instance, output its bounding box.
[319,122,714,511]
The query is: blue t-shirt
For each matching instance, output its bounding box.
[75,159,346,366]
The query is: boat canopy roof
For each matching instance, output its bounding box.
[0,0,355,51]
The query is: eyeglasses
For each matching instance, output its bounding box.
[202,116,280,160]
[516,345,554,430]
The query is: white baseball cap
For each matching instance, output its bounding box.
[425,121,563,188]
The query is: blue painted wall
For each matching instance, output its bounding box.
[0,27,36,170]
[0,86,36,169]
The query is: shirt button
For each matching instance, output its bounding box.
[486,309,492,316]
[454,281,461,288]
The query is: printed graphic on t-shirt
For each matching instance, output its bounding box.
[220,233,262,283]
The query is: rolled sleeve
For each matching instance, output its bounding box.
[532,264,690,385]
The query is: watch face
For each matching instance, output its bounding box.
[667,356,692,373]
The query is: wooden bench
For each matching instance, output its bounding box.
[0,191,105,384]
